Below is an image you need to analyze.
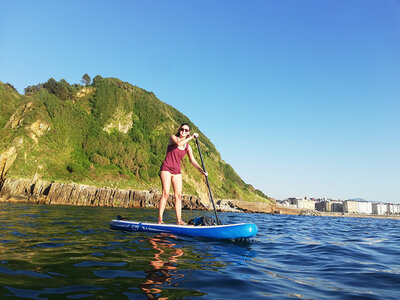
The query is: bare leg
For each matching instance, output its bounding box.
[171,174,186,225]
[158,171,171,224]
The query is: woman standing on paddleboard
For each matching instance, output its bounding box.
[158,123,207,225]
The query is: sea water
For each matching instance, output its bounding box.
[0,202,399,299]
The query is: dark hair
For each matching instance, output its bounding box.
[175,123,191,137]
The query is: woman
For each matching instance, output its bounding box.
[158,123,207,225]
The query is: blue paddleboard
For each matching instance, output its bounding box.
[109,220,258,239]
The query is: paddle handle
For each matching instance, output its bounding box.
[195,137,222,225]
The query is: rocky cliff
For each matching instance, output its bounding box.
[0,177,206,210]
[0,177,287,214]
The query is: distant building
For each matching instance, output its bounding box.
[315,200,343,212]
[387,204,399,215]
[372,203,387,215]
[343,200,359,214]
[302,199,315,210]
[277,199,297,209]
[315,201,328,212]
[289,197,315,210]
[331,202,344,212]
[357,201,372,214]
[284,197,399,215]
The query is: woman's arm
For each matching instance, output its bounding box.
[187,144,208,176]
[170,133,198,147]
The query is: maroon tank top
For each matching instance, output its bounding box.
[160,143,189,174]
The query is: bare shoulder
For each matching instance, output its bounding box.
[170,135,178,145]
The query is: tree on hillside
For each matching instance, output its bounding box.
[92,75,103,86]
[82,74,91,86]
[43,78,58,94]
[41,78,75,100]
[54,81,70,100]
[24,83,44,95]
[6,83,18,93]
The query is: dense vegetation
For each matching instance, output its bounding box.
[0,77,270,202]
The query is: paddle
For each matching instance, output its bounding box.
[194,136,222,225]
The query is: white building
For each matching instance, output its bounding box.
[343,200,359,214]
[277,200,297,209]
[297,198,315,210]
[357,201,372,214]
[372,203,387,215]
[387,204,399,215]
[287,198,315,210]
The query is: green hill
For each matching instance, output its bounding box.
[0,77,271,203]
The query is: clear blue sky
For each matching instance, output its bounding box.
[1,0,399,203]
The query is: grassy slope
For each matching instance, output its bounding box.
[0,78,271,203]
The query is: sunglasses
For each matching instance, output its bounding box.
[180,128,190,132]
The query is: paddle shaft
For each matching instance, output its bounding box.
[194,137,222,225]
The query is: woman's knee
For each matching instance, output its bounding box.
[161,191,169,200]
[174,193,182,202]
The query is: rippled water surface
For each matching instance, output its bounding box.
[1,203,400,299]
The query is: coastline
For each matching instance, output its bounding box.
[0,177,280,214]
[1,177,399,220]
[315,211,400,220]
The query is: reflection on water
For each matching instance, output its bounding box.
[1,203,400,299]
[140,234,185,299]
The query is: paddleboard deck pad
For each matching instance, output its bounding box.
[110,220,258,239]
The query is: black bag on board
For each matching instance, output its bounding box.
[188,216,216,226]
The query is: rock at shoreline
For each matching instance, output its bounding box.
[0,177,279,214]
[0,178,208,210]
[299,209,322,216]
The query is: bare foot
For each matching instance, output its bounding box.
[157,220,164,224]
[177,220,187,225]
